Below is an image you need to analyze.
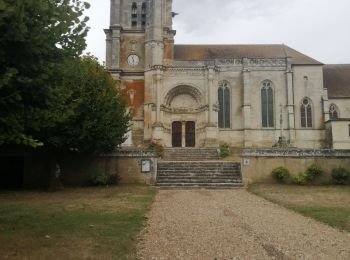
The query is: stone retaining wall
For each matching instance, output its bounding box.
[241,149,350,184]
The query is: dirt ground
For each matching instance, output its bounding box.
[136,189,350,260]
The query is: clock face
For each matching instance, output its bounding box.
[127,54,140,67]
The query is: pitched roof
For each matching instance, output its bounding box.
[323,64,350,98]
[173,44,322,65]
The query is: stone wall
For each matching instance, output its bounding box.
[14,149,157,189]
[241,149,350,184]
[102,150,157,184]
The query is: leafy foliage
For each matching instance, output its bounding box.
[90,169,120,186]
[219,143,230,158]
[293,173,308,185]
[293,164,323,185]
[45,56,130,153]
[331,167,350,185]
[271,167,290,183]
[304,164,323,181]
[148,140,164,158]
[0,1,130,154]
[0,0,90,147]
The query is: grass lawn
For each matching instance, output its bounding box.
[0,185,157,260]
[248,184,350,232]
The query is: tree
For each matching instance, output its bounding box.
[0,0,90,147]
[45,55,130,154]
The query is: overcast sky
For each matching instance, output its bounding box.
[84,0,350,64]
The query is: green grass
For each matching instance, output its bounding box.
[0,185,157,259]
[248,184,350,232]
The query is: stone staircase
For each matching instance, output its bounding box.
[163,148,220,161]
[156,148,242,189]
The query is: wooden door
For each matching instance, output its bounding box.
[185,121,195,147]
[172,121,182,147]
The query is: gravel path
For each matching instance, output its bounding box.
[136,189,350,260]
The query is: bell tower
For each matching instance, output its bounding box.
[105,0,176,146]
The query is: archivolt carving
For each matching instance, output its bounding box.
[164,85,203,107]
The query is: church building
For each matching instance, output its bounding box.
[105,0,350,150]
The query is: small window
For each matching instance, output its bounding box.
[131,2,138,28]
[141,2,147,28]
[329,104,339,120]
[301,97,313,128]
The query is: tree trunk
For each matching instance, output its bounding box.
[48,151,63,191]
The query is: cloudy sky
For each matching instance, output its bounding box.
[84,0,350,64]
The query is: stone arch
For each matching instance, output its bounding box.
[164,85,203,108]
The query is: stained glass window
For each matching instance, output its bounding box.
[261,81,274,127]
[329,104,339,120]
[218,82,230,128]
[301,98,313,128]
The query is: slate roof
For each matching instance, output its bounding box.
[323,64,350,98]
[174,44,322,65]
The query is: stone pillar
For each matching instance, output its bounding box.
[243,59,252,147]
[182,121,186,147]
[204,66,219,147]
[110,0,121,26]
[323,88,330,122]
[155,68,163,123]
[152,67,164,142]
[110,26,121,70]
[286,58,295,143]
[207,67,215,125]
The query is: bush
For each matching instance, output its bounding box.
[91,170,120,186]
[304,164,323,181]
[219,143,230,158]
[293,173,308,185]
[293,164,323,185]
[148,140,164,158]
[331,167,350,185]
[272,167,290,183]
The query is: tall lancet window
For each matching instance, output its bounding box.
[329,104,339,120]
[131,2,138,28]
[141,2,147,29]
[218,82,231,128]
[261,81,274,127]
[301,97,313,128]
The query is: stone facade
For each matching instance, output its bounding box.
[105,0,350,150]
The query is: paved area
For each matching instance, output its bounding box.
[136,189,350,260]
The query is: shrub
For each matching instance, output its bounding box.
[331,167,350,185]
[293,164,323,185]
[91,170,120,186]
[272,167,290,183]
[293,173,308,185]
[219,143,230,158]
[148,140,164,158]
[304,164,323,181]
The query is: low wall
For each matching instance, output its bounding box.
[241,149,350,184]
[102,150,157,185]
[21,149,157,189]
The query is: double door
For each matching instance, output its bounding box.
[172,121,195,147]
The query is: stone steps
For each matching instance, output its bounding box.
[163,148,219,161]
[156,148,242,189]
[156,183,243,189]
[156,159,242,189]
